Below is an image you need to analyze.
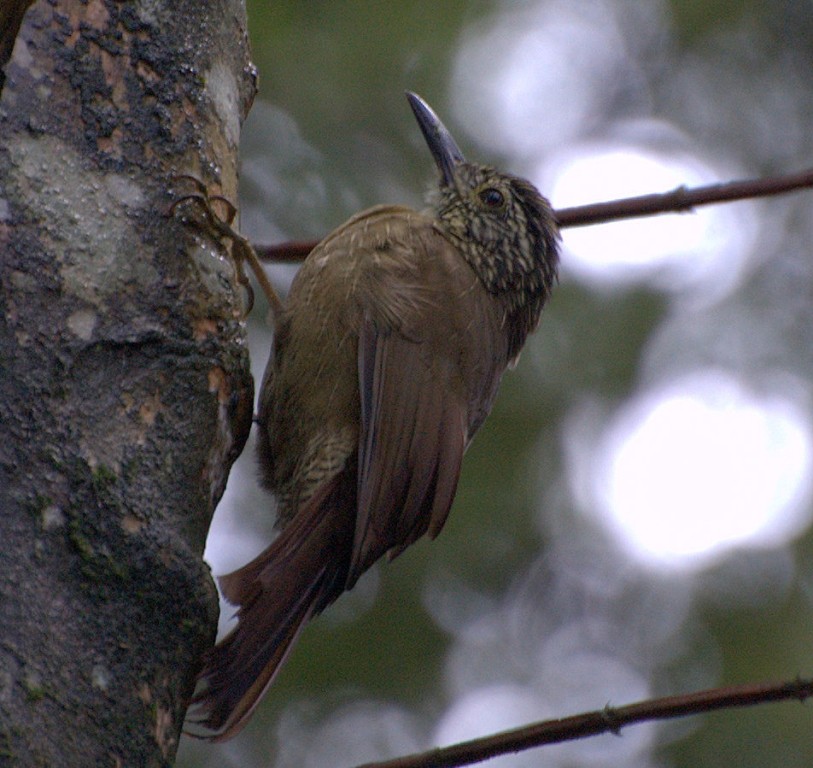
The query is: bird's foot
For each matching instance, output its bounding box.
[169,175,283,321]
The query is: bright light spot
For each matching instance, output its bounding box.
[434,684,546,749]
[548,143,759,300]
[301,701,421,767]
[579,372,813,570]
[452,3,626,154]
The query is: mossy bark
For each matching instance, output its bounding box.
[0,1,256,764]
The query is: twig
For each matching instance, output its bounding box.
[255,167,813,263]
[355,677,813,768]
[256,239,317,263]
[556,166,813,227]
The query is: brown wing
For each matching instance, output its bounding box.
[345,217,510,587]
[346,314,466,586]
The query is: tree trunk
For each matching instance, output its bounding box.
[0,1,256,764]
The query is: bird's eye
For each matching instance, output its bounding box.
[479,187,505,208]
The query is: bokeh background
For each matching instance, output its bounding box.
[178,1,813,766]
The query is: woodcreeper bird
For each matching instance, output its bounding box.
[186,92,560,739]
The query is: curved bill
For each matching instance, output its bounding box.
[406,91,466,186]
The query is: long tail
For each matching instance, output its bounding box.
[186,466,356,741]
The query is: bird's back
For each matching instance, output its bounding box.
[257,204,512,527]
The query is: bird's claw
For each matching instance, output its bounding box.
[169,175,257,317]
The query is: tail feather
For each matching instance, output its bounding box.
[186,465,356,741]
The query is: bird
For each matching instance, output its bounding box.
[185,92,560,740]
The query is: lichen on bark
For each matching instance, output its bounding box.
[0,1,257,764]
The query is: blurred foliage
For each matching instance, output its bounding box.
[178,1,813,766]
[668,0,758,42]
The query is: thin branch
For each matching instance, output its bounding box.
[556,166,813,227]
[255,166,813,263]
[257,239,318,263]
[355,677,813,768]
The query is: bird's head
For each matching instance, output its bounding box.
[407,92,560,322]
